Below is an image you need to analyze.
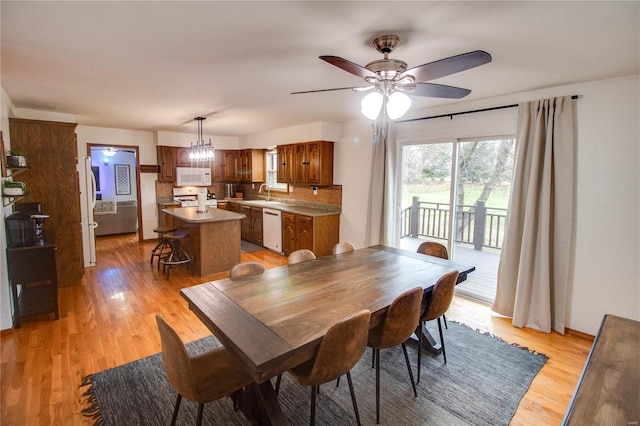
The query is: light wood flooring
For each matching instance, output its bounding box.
[0,234,593,425]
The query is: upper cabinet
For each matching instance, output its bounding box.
[176,147,192,167]
[278,141,334,186]
[157,146,178,182]
[277,144,295,184]
[213,149,265,183]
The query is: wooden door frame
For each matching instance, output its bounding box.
[87,143,143,243]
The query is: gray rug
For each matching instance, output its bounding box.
[81,322,547,425]
[240,240,264,253]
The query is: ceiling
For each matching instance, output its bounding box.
[2,1,638,137]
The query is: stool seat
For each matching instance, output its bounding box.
[150,226,177,269]
[160,231,194,279]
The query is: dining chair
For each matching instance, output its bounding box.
[416,241,450,329]
[332,241,356,254]
[287,249,316,265]
[286,309,371,426]
[367,287,423,424]
[418,270,459,378]
[229,261,266,280]
[155,314,253,426]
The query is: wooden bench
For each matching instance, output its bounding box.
[562,314,639,425]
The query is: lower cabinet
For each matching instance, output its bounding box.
[282,212,339,257]
[238,205,263,245]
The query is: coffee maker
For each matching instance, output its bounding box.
[5,202,49,246]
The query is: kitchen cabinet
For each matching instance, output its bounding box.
[277,144,295,184]
[158,203,178,228]
[278,141,333,186]
[238,149,266,183]
[7,233,59,328]
[176,147,192,167]
[216,201,228,210]
[213,149,265,182]
[157,146,178,182]
[239,205,263,244]
[282,212,339,257]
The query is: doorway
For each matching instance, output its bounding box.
[398,137,515,303]
[85,143,142,266]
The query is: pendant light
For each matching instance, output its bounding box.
[189,117,214,161]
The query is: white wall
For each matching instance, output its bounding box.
[1,88,16,330]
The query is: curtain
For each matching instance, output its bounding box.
[492,96,575,334]
[366,120,398,247]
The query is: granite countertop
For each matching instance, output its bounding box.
[226,199,341,217]
[162,207,246,223]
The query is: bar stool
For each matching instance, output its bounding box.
[160,231,194,280]
[150,226,177,269]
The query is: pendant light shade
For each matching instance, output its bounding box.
[386,92,412,120]
[361,92,383,120]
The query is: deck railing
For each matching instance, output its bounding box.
[400,197,507,251]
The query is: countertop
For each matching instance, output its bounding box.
[226,199,341,217]
[162,207,246,223]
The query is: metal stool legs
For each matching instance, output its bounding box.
[160,232,194,279]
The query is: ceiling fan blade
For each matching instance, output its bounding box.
[291,85,373,95]
[403,82,471,99]
[320,56,379,79]
[401,50,492,82]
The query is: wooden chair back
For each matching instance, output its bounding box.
[229,261,266,280]
[416,241,449,259]
[332,242,356,255]
[287,249,316,265]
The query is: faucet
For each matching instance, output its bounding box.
[258,183,271,201]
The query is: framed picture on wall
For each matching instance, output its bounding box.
[114,164,131,195]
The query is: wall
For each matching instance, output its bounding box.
[90,150,137,201]
[1,88,15,329]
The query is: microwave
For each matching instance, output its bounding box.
[176,167,212,187]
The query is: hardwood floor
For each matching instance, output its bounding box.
[0,234,592,425]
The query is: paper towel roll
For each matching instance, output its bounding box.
[197,188,208,213]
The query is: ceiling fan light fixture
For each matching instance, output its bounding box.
[361,92,383,120]
[386,92,412,119]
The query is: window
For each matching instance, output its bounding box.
[265,149,288,192]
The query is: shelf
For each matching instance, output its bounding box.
[2,167,29,207]
[5,167,28,178]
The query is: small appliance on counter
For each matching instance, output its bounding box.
[6,202,50,246]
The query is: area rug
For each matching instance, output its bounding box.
[81,322,547,425]
[240,240,264,253]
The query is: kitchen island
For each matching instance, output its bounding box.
[162,207,246,277]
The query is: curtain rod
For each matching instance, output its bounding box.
[397,95,579,124]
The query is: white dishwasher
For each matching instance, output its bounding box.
[262,208,282,254]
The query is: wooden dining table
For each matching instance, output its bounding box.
[181,245,475,425]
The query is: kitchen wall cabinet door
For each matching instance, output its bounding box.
[292,141,334,186]
[176,148,192,167]
[223,151,241,181]
[277,144,295,184]
[239,149,266,183]
[157,146,177,182]
[9,118,83,288]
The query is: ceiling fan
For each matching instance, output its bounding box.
[292,35,492,119]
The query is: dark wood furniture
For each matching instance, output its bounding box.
[277,141,333,186]
[9,118,83,288]
[562,314,639,425]
[7,233,58,328]
[181,245,475,425]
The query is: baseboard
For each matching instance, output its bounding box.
[565,327,595,342]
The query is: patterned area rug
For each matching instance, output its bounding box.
[81,322,547,425]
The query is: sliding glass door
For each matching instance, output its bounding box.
[399,137,515,302]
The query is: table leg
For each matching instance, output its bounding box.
[414,323,442,356]
[239,380,287,426]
